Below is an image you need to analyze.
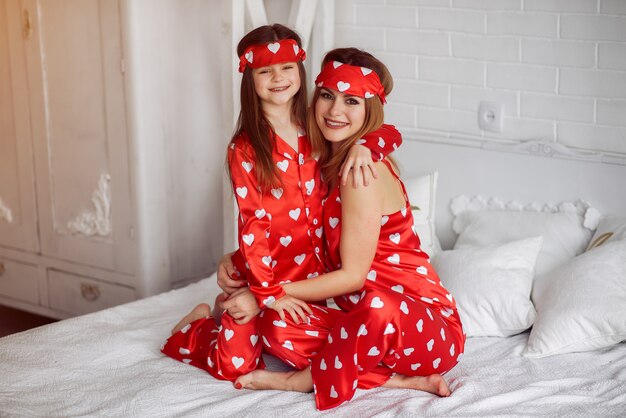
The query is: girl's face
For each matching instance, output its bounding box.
[315,87,366,144]
[252,62,301,109]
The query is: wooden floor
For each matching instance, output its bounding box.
[0,305,57,338]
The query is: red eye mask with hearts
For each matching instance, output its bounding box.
[314,61,386,104]
[238,39,306,73]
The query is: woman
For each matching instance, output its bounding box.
[225,48,465,410]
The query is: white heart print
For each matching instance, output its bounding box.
[334,356,343,369]
[282,340,294,350]
[391,284,404,294]
[370,297,385,309]
[179,347,190,355]
[340,327,349,339]
[364,92,374,99]
[320,359,327,370]
[389,233,401,244]
[357,324,368,336]
[330,385,338,398]
[181,324,191,334]
[267,42,280,54]
[367,270,377,281]
[236,187,248,199]
[280,236,292,247]
[433,358,441,369]
[261,256,272,267]
[337,81,350,92]
[273,320,287,328]
[387,254,400,264]
[329,217,340,229]
[400,301,409,314]
[263,296,276,307]
[381,216,389,226]
[368,346,380,356]
[224,328,234,341]
[384,323,396,335]
[271,188,283,199]
[294,254,306,265]
[245,51,253,63]
[416,319,424,332]
[333,61,343,68]
[416,266,428,275]
[289,208,301,221]
[411,363,421,371]
[242,234,254,246]
[305,330,319,337]
[250,335,259,346]
[361,67,373,75]
[403,347,415,356]
[255,209,266,219]
[241,161,253,173]
[277,160,289,172]
[349,294,360,304]
[293,44,299,55]
[231,356,244,369]
[427,339,435,351]
[378,137,386,148]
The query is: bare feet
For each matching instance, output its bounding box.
[383,373,451,397]
[171,303,211,335]
[235,367,314,393]
[212,293,227,326]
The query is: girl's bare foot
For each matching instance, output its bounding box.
[383,373,451,397]
[235,367,313,393]
[212,293,227,326]
[171,303,211,335]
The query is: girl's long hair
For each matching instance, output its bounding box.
[308,48,393,188]
[228,24,307,191]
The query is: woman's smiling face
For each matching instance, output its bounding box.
[315,87,366,144]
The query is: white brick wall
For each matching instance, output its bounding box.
[334,0,626,156]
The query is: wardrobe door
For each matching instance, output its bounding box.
[0,0,39,252]
[23,0,135,274]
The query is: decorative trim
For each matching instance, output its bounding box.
[451,195,601,233]
[0,197,13,224]
[67,173,112,237]
[400,129,626,166]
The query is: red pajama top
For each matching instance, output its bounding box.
[228,125,402,308]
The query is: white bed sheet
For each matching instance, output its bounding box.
[1,275,625,417]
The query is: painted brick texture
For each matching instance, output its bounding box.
[334,0,626,155]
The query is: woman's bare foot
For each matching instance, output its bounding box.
[171,303,211,335]
[235,367,314,393]
[212,293,227,326]
[383,373,451,397]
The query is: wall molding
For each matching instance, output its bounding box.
[0,197,13,223]
[400,129,626,166]
[67,173,112,237]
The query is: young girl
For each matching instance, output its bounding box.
[230,48,466,410]
[161,25,401,382]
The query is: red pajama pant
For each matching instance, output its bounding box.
[161,312,264,381]
[257,290,463,410]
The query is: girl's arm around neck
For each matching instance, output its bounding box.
[282,165,383,301]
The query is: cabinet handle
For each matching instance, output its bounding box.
[0,262,5,276]
[80,283,101,302]
[23,9,32,39]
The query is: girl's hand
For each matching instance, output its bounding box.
[340,144,379,188]
[222,288,260,325]
[217,252,245,295]
[267,295,313,324]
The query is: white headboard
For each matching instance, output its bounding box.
[394,139,626,250]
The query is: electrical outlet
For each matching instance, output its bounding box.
[478,101,504,133]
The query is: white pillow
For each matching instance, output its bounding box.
[451,195,598,277]
[431,236,543,337]
[524,239,626,358]
[586,215,626,251]
[404,171,442,258]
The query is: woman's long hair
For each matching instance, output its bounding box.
[308,48,393,188]
[228,24,308,190]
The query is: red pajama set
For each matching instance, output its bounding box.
[161,126,402,381]
[257,159,465,410]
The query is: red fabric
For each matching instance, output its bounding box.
[315,61,386,104]
[239,39,306,73]
[161,126,402,381]
[161,312,264,381]
[257,159,466,410]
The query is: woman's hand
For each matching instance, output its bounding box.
[267,295,313,324]
[217,252,246,295]
[221,288,260,325]
[340,144,379,188]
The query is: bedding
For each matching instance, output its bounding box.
[1,274,625,417]
[432,236,543,338]
[526,239,626,358]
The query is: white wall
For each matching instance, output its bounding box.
[334,0,626,157]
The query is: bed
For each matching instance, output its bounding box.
[1,139,625,417]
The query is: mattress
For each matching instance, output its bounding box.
[1,275,625,417]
